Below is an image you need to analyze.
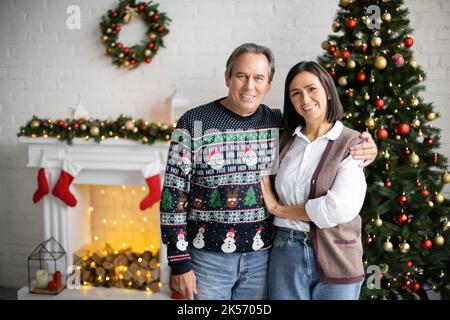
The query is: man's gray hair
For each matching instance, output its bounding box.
[225,43,275,82]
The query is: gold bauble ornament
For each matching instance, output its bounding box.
[80,124,87,131]
[370,75,375,83]
[411,119,421,128]
[332,21,341,32]
[428,201,434,207]
[346,60,356,69]
[442,172,450,184]
[382,12,392,22]
[122,61,130,68]
[409,153,420,165]
[374,217,383,227]
[374,56,388,70]
[365,118,376,130]
[338,76,348,87]
[435,193,445,204]
[353,39,363,48]
[321,40,331,50]
[417,129,423,137]
[380,263,389,274]
[434,234,445,246]
[118,53,125,59]
[399,242,410,253]
[106,28,112,34]
[410,96,419,107]
[409,58,418,69]
[145,49,152,57]
[382,150,390,160]
[418,74,423,81]
[371,37,382,47]
[426,112,436,121]
[101,35,108,42]
[125,120,135,131]
[90,126,100,136]
[133,127,138,133]
[364,92,370,101]
[339,0,350,6]
[383,239,394,252]
[31,120,41,129]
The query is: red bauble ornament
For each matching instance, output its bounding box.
[421,239,432,250]
[152,15,159,22]
[394,122,410,137]
[145,57,152,64]
[399,98,405,105]
[123,47,130,54]
[138,4,145,11]
[346,90,354,97]
[346,17,358,29]
[394,213,408,226]
[385,179,392,188]
[72,122,79,129]
[157,26,164,33]
[357,71,366,83]
[415,180,421,188]
[396,194,408,206]
[116,43,123,49]
[420,188,430,197]
[401,279,411,291]
[130,59,136,65]
[111,11,118,17]
[403,37,414,47]
[392,53,405,67]
[327,46,337,55]
[434,153,438,163]
[406,261,413,267]
[147,42,155,49]
[404,148,411,155]
[329,69,336,76]
[424,137,433,146]
[374,98,385,110]
[376,128,388,140]
[341,49,350,61]
[360,45,367,53]
[412,282,421,292]
[62,122,68,128]
[364,235,374,245]
[140,123,148,131]
[115,26,121,32]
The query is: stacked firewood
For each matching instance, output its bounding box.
[76,244,160,291]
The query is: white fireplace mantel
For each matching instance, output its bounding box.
[18,137,171,299]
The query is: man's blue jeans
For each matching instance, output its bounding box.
[268,226,363,300]
[188,247,269,300]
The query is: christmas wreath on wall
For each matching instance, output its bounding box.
[100,0,171,70]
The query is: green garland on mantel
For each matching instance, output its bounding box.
[18,115,175,145]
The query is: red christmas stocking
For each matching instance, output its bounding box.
[52,160,81,207]
[33,156,49,203]
[140,163,161,210]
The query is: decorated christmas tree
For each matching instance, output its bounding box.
[318,0,450,299]
[244,187,257,207]
[209,189,222,208]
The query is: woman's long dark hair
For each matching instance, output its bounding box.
[279,61,344,151]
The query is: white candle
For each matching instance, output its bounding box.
[36,269,49,289]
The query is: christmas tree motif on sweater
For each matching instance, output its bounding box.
[161,188,173,211]
[209,189,222,208]
[252,226,264,251]
[176,191,187,211]
[193,224,206,249]
[221,229,237,253]
[176,230,188,251]
[207,150,224,170]
[242,147,258,167]
[244,186,257,206]
[226,187,239,208]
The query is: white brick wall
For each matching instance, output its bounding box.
[0,0,449,288]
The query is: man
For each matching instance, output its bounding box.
[160,43,377,300]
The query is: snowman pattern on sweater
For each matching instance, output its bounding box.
[176,231,189,251]
[221,229,237,253]
[192,224,206,249]
[252,226,264,251]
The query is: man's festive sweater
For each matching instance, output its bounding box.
[160,98,282,275]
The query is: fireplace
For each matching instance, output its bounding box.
[18,137,171,299]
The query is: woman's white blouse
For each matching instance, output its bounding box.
[273,121,367,232]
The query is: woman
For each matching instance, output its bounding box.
[261,61,367,300]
